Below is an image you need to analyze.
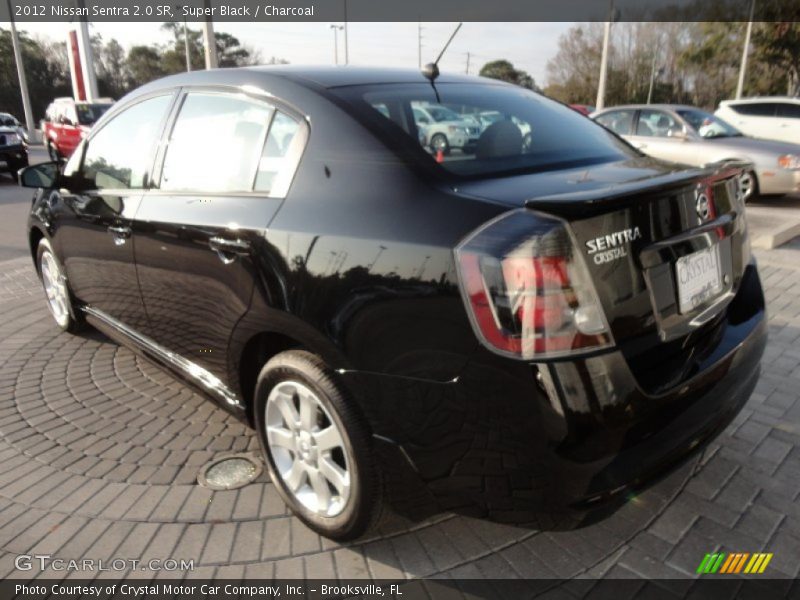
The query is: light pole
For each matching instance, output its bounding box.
[595,1,613,111]
[736,0,756,99]
[647,46,659,104]
[202,0,218,69]
[183,17,191,71]
[330,24,344,65]
[343,0,349,65]
[7,0,35,142]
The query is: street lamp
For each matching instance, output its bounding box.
[330,24,344,65]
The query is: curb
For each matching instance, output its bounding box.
[751,220,800,250]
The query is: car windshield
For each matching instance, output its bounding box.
[333,82,635,178]
[677,109,742,138]
[0,114,17,127]
[76,103,112,125]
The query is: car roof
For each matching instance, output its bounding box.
[594,104,701,113]
[137,65,498,91]
[721,96,800,105]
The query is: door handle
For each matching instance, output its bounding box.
[107,225,131,246]
[209,236,250,263]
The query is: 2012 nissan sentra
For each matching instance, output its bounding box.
[20,66,766,540]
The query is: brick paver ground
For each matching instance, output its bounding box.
[0,243,797,585]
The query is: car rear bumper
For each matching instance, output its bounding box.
[757,167,800,195]
[344,261,766,528]
[0,144,27,169]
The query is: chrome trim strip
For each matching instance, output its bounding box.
[82,306,242,409]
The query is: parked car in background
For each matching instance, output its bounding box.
[43,97,114,160]
[593,104,800,200]
[0,112,29,143]
[20,67,764,541]
[570,104,595,116]
[0,114,28,181]
[716,97,800,145]
[411,102,481,154]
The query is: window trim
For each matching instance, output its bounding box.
[150,85,309,199]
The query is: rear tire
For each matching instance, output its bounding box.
[739,170,758,202]
[36,238,83,333]
[254,350,382,541]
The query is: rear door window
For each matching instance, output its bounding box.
[595,110,636,135]
[254,111,301,194]
[776,103,800,118]
[160,92,274,193]
[729,103,777,117]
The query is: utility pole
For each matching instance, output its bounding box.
[343,0,349,64]
[202,0,218,69]
[75,0,99,101]
[330,25,343,65]
[595,0,614,111]
[7,0,35,141]
[183,18,191,71]
[418,21,422,68]
[736,0,756,99]
[465,52,471,75]
[646,46,658,104]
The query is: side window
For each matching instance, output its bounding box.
[595,110,635,135]
[81,95,171,190]
[637,110,682,137]
[413,108,431,124]
[254,111,300,194]
[161,93,273,193]
[776,103,800,119]
[730,103,776,117]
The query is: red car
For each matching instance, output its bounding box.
[43,98,113,160]
[569,104,595,116]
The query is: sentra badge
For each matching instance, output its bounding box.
[585,227,641,264]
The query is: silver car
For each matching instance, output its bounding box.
[592,104,800,200]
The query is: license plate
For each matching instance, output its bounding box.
[675,245,723,313]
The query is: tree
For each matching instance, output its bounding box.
[753,22,800,95]
[479,60,539,91]
[126,45,166,89]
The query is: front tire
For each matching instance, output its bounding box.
[36,238,83,333]
[254,350,382,541]
[429,133,450,156]
[46,141,60,162]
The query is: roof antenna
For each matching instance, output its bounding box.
[422,22,462,101]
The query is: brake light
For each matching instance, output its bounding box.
[455,209,613,360]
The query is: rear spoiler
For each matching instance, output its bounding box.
[525,160,753,217]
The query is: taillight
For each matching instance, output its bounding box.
[455,209,613,360]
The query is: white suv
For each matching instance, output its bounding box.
[716,97,800,145]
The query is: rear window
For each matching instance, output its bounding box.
[333,83,634,178]
[76,103,112,125]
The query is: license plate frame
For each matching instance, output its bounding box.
[675,244,723,314]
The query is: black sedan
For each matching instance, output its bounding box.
[20,66,766,540]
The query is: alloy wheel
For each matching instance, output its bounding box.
[40,249,70,328]
[265,380,352,517]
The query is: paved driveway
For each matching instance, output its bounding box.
[0,175,797,587]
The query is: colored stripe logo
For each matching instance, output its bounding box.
[697,552,773,574]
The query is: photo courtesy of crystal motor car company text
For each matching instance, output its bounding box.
[2,0,799,594]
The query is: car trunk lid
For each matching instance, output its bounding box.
[455,158,751,394]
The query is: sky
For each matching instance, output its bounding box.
[14,21,574,87]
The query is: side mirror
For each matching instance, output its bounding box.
[19,162,60,189]
[668,128,688,140]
